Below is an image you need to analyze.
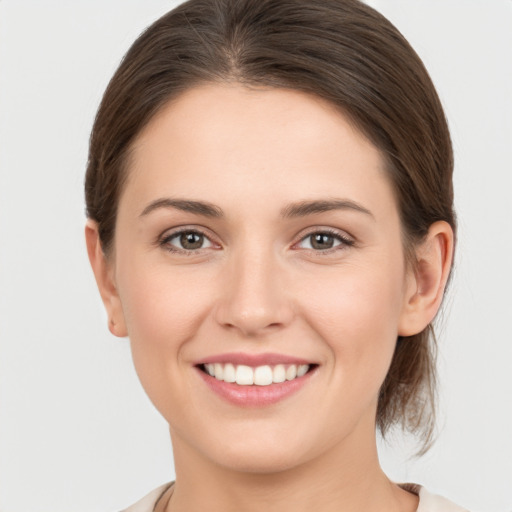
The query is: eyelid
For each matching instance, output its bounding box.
[292,227,355,252]
[158,225,221,253]
[156,224,354,254]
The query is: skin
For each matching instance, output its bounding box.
[86,84,453,512]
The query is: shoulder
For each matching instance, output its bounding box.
[120,481,470,512]
[119,483,172,512]
[416,486,470,512]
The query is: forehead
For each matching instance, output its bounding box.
[133,83,376,163]
[124,84,395,219]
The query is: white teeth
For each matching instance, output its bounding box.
[236,365,254,385]
[254,365,273,386]
[214,363,224,380]
[286,365,297,381]
[223,363,236,383]
[203,363,311,385]
[273,364,286,383]
[297,364,309,377]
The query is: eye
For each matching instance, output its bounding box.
[161,229,214,252]
[296,230,354,251]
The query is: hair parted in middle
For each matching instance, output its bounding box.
[85,0,456,451]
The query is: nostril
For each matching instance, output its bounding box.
[213,279,295,336]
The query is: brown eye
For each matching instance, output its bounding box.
[180,232,204,250]
[162,230,213,252]
[296,230,354,252]
[310,233,335,250]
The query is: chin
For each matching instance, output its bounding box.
[213,446,306,475]
[194,424,319,475]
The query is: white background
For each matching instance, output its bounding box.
[0,1,511,511]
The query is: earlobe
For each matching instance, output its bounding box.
[398,221,454,337]
[85,220,128,338]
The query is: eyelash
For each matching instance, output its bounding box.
[294,228,355,254]
[158,227,354,255]
[159,228,216,255]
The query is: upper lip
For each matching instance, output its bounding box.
[195,352,314,367]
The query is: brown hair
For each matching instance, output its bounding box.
[85,0,456,450]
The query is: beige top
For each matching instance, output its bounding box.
[120,482,470,512]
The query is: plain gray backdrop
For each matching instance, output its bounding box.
[0,1,511,511]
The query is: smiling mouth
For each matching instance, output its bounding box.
[199,363,316,386]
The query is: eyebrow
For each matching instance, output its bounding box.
[140,198,223,218]
[280,199,374,219]
[139,197,373,220]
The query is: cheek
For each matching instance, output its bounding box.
[120,254,213,336]
[116,258,215,394]
[300,259,406,385]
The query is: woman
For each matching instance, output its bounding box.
[84,0,464,510]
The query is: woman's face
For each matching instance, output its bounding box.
[108,84,419,472]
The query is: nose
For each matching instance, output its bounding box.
[213,246,294,337]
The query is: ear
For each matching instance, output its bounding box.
[85,220,127,338]
[398,221,454,336]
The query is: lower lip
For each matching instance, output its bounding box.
[196,367,315,407]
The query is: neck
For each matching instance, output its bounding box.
[166,421,417,512]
